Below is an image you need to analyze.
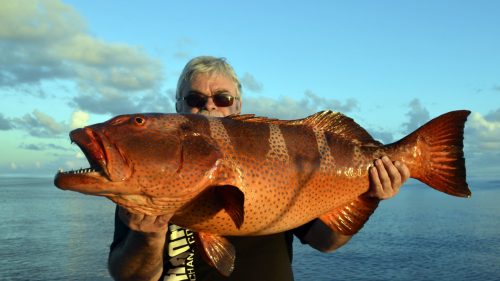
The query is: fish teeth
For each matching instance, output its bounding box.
[58,167,96,175]
[58,165,97,175]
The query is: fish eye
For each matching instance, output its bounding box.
[134,116,145,126]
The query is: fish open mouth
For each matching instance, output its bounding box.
[62,127,107,176]
[54,127,113,191]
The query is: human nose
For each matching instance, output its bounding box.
[203,96,218,111]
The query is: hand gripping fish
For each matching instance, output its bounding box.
[54,110,471,276]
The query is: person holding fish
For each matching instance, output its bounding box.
[107,56,411,281]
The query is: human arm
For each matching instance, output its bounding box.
[301,156,410,252]
[108,207,169,281]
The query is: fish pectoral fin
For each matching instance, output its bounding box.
[214,185,245,229]
[178,131,222,177]
[319,195,380,235]
[195,232,235,277]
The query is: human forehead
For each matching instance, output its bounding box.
[185,73,238,96]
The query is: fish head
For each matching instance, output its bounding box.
[54,113,222,215]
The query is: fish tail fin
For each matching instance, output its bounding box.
[390,110,471,197]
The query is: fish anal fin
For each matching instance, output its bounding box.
[214,185,245,229]
[319,195,380,235]
[195,232,235,277]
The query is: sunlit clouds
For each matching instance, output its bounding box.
[70,110,89,129]
[243,91,357,120]
[468,112,500,151]
[0,0,165,116]
[1,1,499,178]
[14,110,66,137]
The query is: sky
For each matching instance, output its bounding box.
[0,0,499,180]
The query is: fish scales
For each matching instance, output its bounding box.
[54,110,471,276]
[173,116,378,235]
[177,116,301,234]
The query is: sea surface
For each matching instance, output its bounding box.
[0,177,499,281]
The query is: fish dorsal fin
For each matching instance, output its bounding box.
[299,111,381,145]
[195,232,236,277]
[225,114,288,124]
[227,111,381,145]
[319,195,380,235]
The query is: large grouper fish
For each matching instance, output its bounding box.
[54,110,471,276]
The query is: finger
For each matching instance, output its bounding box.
[382,156,402,189]
[375,158,391,191]
[124,210,144,229]
[395,161,411,183]
[154,215,170,227]
[368,165,383,197]
[140,215,157,226]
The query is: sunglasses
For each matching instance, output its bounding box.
[181,92,238,108]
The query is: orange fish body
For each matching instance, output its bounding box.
[54,110,471,276]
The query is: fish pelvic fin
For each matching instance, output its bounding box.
[391,110,471,197]
[195,232,235,277]
[319,195,380,235]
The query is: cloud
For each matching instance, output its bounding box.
[241,73,263,93]
[173,51,190,59]
[458,109,500,178]
[0,1,84,86]
[7,89,175,139]
[466,111,500,151]
[19,143,70,151]
[484,108,500,121]
[402,99,430,134]
[396,101,500,177]
[13,110,68,137]
[70,110,90,129]
[367,129,394,144]
[7,109,107,138]
[0,113,13,130]
[0,0,164,115]
[243,90,357,119]
[172,37,195,59]
[396,102,500,152]
[139,89,176,113]
[71,89,175,115]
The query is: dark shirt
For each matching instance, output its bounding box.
[110,207,313,281]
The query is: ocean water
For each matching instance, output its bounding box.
[292,179,500,281]
[0,177,499,281]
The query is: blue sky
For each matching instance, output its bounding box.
[0,0,499,179]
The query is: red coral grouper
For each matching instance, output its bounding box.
[54,110,471,276]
